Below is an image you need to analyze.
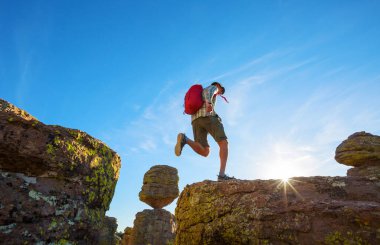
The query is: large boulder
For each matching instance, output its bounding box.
[175,177,380,244]
[130,209,175,245]
[336,131,380,181]
[139,165,179,209]
[0,99,121,244]
[335,131,380,167]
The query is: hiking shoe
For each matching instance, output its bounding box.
[175,133,187,156]
[217,174,236,181]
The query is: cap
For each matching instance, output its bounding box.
[211,81,225,94]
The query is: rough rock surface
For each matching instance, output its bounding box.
[139,165,179,209]
[335,131,380,167]
[175,132,380,245]
[0,99,121,244]
[0,99,36,121]
[120,227,133,245]
[176,178,380,244]
[124,165,178,245]
[130,209,176,245]
[98,216,120,245]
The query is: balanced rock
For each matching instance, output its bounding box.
[175,177,380,245]
[139,165,179,208]
[0,99,121,244]
[335,131,380,167]
[130,209,175,245]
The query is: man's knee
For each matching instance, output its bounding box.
[218,139,228,148]
[201,147,210,157]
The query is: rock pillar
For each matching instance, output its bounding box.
[126,165,178,245]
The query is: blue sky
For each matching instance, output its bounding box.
[1,0,380,232]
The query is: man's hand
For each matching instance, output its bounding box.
[206,102,213,112]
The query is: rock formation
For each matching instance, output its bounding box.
[98,216,121,245]
[139,165,179,209]
[175,132,380,245]
[0,99,121,244]
[131,209,176,245]
[336,131,380,181]
[120,227,133,245]
[125,165,178,245]
[335,131,380,167]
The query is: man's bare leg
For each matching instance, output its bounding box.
[217,139,228,176]
[175,133,209,157]
[185,137,210,157]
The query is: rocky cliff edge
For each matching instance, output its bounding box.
[0,99,121,244]
[175,132,380,245]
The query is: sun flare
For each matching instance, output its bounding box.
[281,177,289,183]
[270,166,293,183]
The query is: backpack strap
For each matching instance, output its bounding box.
[219,94,229,103]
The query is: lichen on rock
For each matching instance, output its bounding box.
[0,98,122,244]
[175,135,380,245]
[335,131,380,167]
[0,99,37,121]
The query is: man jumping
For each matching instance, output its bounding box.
[175,82,235,181]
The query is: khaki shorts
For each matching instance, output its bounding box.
[191,115,227,147]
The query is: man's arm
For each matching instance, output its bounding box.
[204,85,218,112]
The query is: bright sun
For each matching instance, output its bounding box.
[281,177,289,183]
[271,166,293,183]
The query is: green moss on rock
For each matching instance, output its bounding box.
[324,231,369,245]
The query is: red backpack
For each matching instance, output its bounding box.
[184,84,204,115]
